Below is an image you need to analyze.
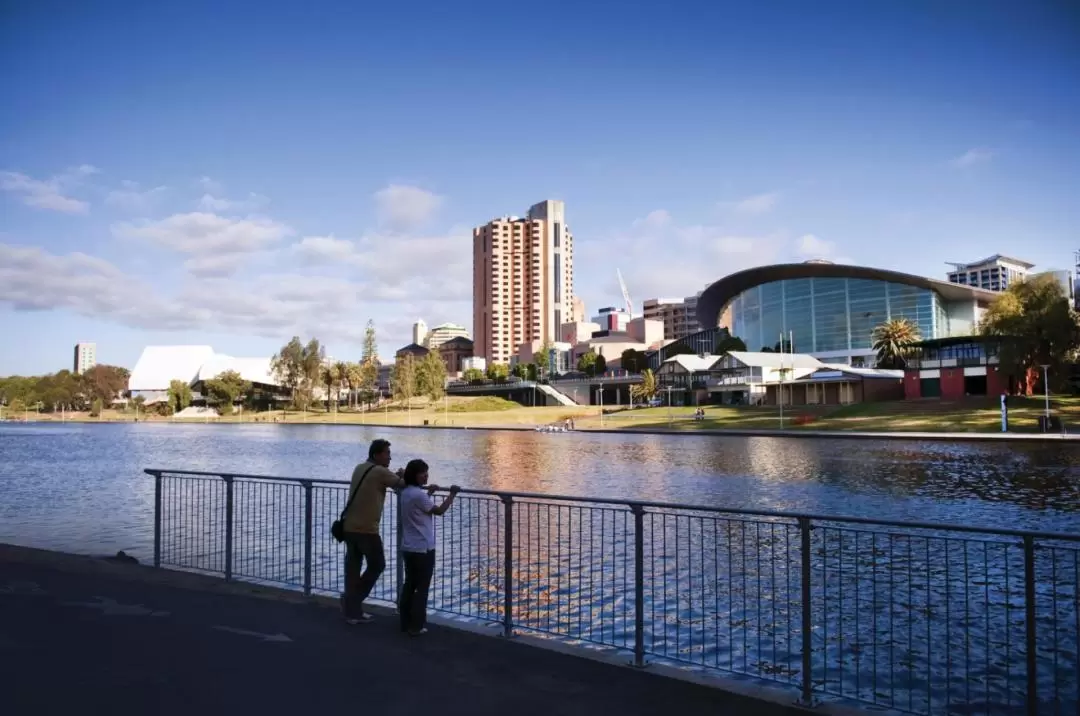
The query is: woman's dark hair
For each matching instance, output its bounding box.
[403,459,429,486]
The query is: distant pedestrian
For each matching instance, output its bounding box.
[398,459,459,636]
[339,438,412,624]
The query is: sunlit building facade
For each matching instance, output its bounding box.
[695,262,1000,366]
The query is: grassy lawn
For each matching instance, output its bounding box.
[584,396,1080,434]
[9,396,599,428]
[9,395,1078,434]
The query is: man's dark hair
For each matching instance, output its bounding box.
[368,438,391,461]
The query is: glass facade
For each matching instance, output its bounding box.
[729,277,946,355]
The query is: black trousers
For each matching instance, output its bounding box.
[399,550,436,632]
[343,533,385,617]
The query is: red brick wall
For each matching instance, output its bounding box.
[940,368,965,399]
[987,366,1006,397]
[903,371,921,399]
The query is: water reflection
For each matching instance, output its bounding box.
[2,423,1080,566]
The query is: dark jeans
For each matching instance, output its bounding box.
[343,533,385,617]
[399,550,436,632]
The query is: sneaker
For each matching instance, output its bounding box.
[407,628,428,637]
[345,614,374,625]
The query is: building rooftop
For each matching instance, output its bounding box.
[948,255,1035,270]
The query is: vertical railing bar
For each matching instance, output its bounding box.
[224,475,234,581]
[152,471,162,568]
[501,495,514,637]
[798,516,816,707]
[302,480,313,595]
[1024,535,1037,716]
[632,503,646,668]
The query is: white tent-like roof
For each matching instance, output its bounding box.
[129,346,280,392]
[129,346,216,392]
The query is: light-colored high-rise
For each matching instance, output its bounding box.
[411,319,428,346]
[73,342,97,374]
[472,200,574,364]
[423,322,470,348]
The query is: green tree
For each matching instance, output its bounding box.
[322,362,342,411]
[392,354,419,404]
[462,367,485,383]
[620,348,648,374]
[7,397,27,416]
[167,380,192,413]
[510,363,525,379]
[417,351,448,401]
[980,274,1080,394]
[361,319,379,364]
[535,340,553,374]
[271,337,306,409]
[301,339,325,409]
[525,363,539,381]
[595,351,607,375]
[486,362,509,382]
[630,369,658,403]
[81,365,129,405]
[871,318,922,369]
[90,398,103,418]
[577,350,598,376]
[715,335,748,355]
[203,370,252,415]
[344,361,363,409]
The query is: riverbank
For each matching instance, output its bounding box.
[4,395,1077,439]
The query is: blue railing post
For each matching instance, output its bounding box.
[224,475,234,582]
[631,503,646,668]
[1024,535,1037,716]
[501,494,515,638]
[302,480,313,596]
[152,470,162,568]
[798,516,817,707]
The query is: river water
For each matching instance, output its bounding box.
[2,421,1079,557]
[2,422,1078,714]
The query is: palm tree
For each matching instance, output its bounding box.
[334,361,349,408]
[346,362,364,409]
[322,363,342,412]
[871,318,921,369]
[631,368,658,404]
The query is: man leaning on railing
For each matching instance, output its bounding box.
[339,438,438,625]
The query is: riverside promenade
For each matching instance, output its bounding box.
[1,545,808,716]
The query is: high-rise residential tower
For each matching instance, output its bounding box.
[472,200,574,364]
[73,342,97,375]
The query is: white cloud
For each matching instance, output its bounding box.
[723,192,779,215]
[577,210,787,310]
[197,192,269,212]
[106,180,167,213]
[0,241,467,350]
[374,184,442,231]
[113,212,293,257]
[0,165,98,213]
[950,148,994,168]
[795,233,834,257]
[196,176,224,194]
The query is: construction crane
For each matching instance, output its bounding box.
[616,268,633,316]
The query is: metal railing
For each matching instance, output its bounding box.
[145,468,1079,715]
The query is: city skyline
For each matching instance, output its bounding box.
[2,0,1078,375]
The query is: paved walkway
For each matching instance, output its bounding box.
[1,545,807,716]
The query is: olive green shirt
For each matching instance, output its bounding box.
[343,461,403,534]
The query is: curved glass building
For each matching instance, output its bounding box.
[696,263,998,364]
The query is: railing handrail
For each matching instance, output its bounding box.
[143,467,1080,543]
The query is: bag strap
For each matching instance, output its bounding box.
[339,464,378,522]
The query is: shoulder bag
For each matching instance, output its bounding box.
[331,464,377,543]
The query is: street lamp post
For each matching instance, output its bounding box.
[666,384,674,426]
[599,382,604,427]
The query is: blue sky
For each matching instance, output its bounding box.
[1,0,1078,375]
